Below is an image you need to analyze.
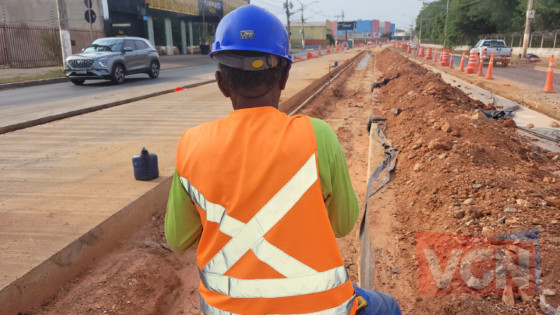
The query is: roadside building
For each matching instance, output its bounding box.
[288,21,333,49]
[334,19,392,44]
[0,0,248,68]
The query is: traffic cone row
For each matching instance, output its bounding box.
[409,44,555,91]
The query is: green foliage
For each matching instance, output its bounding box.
[416,0,560,47]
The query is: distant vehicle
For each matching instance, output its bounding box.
[521,53,541,64]
[470,39,512,67]
[407,42,418,48]
[64,37,160,85]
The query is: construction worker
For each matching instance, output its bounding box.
[164,4,401,315]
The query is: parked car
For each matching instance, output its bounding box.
[65,37,160,85]
[470,39,512,67]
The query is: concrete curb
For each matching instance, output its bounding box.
[0,77,68,90]
[0,79,216,135]
[0,49,366,314]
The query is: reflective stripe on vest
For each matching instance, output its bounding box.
[179,153,350,299]
[200,294,357,315]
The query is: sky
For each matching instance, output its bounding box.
[249,0,424,31]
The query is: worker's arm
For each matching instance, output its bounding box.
[164,170,203,252]
[310,117,359,238]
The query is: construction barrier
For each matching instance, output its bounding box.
[419,47,424,58]
[425,47,432,60]
[440,49,450,67]
[449,49,454,69]
[544,55,555,92]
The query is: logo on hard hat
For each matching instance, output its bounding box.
[240,30,254,39]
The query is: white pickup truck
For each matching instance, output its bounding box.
[470,39,513,67]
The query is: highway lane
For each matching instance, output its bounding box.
[0,62,218,131]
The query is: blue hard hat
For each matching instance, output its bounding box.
[210,5,291,63]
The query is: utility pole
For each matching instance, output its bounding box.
[443,0,449,47]
[334,11,344,46]
[56,0,72,65]
[299,2,305,49]
[418,1,425,45]
[284,0,293,49]
[522,0,534,57]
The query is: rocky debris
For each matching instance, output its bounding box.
[504,207,517,213]
[540,294,559,315]
[551,121,560,128]
[441,121,452,133]
[543,289,556,296]
[428,139,452,150]
[502,286,515,307]
[463,198,475,205]
[527,123,535,128]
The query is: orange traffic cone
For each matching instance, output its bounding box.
[477,54,485,76]
[465,51,478,74]
[544,55,555,92]
[419,47,424,58]
[174,87,183,92]
[486,51,495,79]
[407,45,411,53]
[458,51,466,71]
[449,49,454,69]
[307,52,313,59]
[433,49,438,62]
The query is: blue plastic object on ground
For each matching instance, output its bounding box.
[132,147,159,181]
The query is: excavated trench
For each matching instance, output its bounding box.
[29,48,560,315]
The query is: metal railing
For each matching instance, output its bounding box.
[480,30,560,49]
[0,24,106,68]
[0,25,62,68]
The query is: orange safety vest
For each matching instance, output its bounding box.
[176,107,357,314]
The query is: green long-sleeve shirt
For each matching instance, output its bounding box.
[165,117,359,252]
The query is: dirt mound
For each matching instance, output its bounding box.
[369,49,560,314]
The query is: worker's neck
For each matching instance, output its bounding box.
[231,89,280,110]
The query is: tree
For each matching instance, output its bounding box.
[416,0,560,47]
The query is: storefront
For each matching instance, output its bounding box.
[104,0,248,55]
